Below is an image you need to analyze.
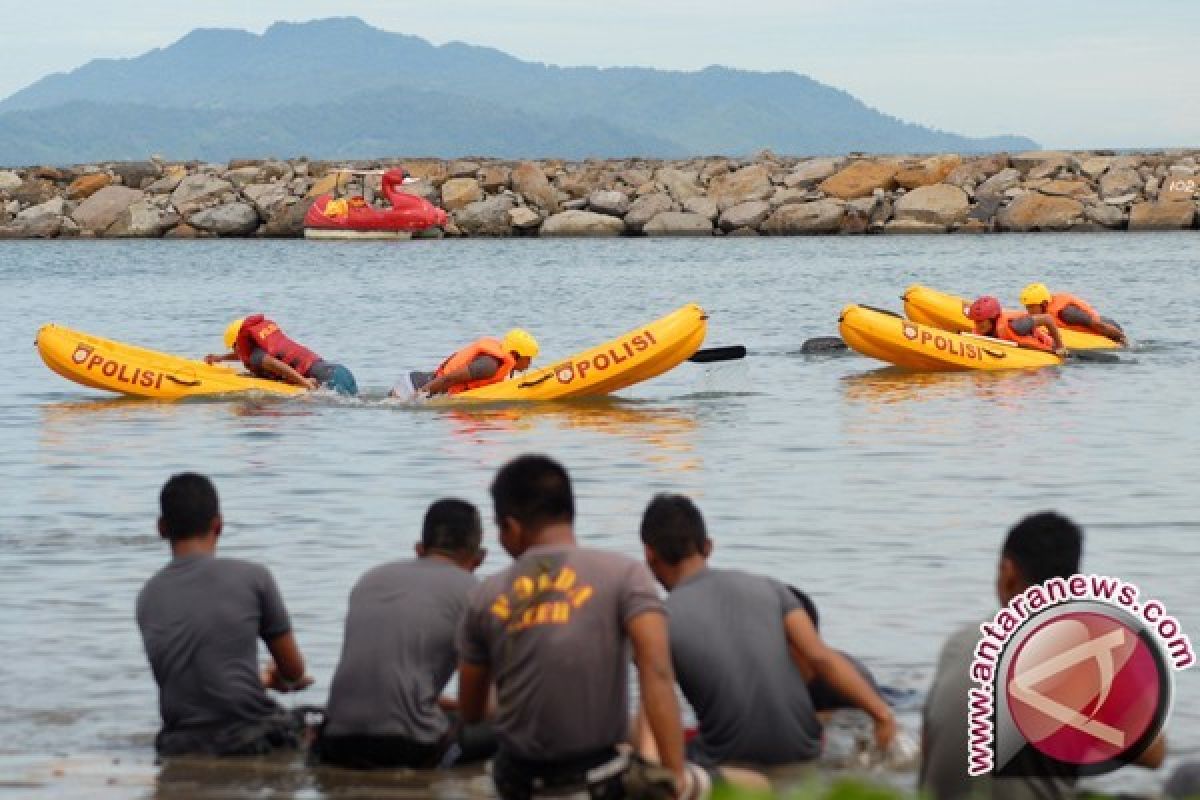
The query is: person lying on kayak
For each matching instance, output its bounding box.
[1019,282,1127,345]
[410,329,539,396]
[204,316,358,395]
[966,295,1068,357]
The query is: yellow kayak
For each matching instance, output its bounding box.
[434,303,708,403]
[838,304,1063,371]
[902,284,1122,351]
[36,324,306,399]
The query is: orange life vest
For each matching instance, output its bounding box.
[995,312,1055,352]
[434,337,517,394]
[1047,293,1100,327]
[234,315,321,377]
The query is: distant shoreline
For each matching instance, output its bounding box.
[1,151,1196,239]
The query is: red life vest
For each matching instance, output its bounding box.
[233,315,321,377]
[1047,293,1100,328]
[995,312,1055,352]
[434,337,517,394]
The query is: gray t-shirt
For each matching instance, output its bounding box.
[136,554,290,736]
[920,623,1077,800]
[459,544,664,761]
[667,568,821,766]
[324,557,478,741]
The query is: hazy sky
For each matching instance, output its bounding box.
[2,0,1197,149]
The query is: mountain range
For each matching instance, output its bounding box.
[0,17,1037,165]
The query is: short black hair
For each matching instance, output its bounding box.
[1002,511,1083,586]
[640,493,709,565]
[159,473,219,541]
[490,454,574,529]
[422,498,483,554]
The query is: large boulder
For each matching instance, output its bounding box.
[892,184,970,228]
[71,186,143,233]
[718,200,772,231]
[1083,202,1126,229]
[819,161,898,200]
[0,171,23,192]
[17,196,65,220]
[478,166,511,192]
[540,210,625,237]
[894,155,962,189]
[11,178,58,207]
[783,158,841,189]
[146,166,188,194]
[403,161,449,187]
[440,178,483,212]
[454,195,516,236]
[188,203,260,236]
[448,160,481,179]
[511,162,560,213]
[172,174,233,214]
[761,200,845,234]
[624,193,674,232]
[1035,179,1094,199]
[105,200,180,237]
[263,199,314,237]
[996,193,1084,231]
[1080,156,1115,179]
[242,183,293,220]
[1099,168,1142,200]
[1128,201,1195,231]
[111,161,161,189]
[944,154,1010,187]
[587,189,630,217]
[654,167,703,202]
[643,212,713,236]
[67,173,112,200]
[1011,151,1071,172]
[508,207,542,230]
[225,166,262,189]
[707,165,772,211]
[306,173,341,198]
[256,161,294,183]
[975,168,1022,198]
[683,195,718,221]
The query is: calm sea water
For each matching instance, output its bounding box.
[1,235,1198,797]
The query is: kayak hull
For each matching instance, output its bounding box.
[838,305,1062,371]
[36,324,305,400]
[902,284,1122,351]
[432,304,708,403]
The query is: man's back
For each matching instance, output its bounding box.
[324,558,477,741]
[667,567,821,766]
[459,544,662,761]
[136,554,289,744]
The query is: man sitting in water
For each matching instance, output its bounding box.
[638,494,896,769]
[205,315,358,395]
[457,455,707,800]
[1019,282,1127,345]
[136,473,313,756]
[404,328,538,397]
[920,511,1166,799]
[314,498,495,769]
[966,295,1067,357]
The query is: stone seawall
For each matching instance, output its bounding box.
[1,151,1197,239]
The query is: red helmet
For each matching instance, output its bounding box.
[967,296,1002,321]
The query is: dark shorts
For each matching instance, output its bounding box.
[313,719,496,770]
[491,748,629,800]
[155,710,303,757]
[309,361,358,395]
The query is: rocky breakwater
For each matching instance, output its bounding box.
[0,151,1197,239]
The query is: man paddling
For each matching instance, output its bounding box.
[966,296,1067,357]
[406,329,538,397]
[1019,282,1127,345]
[205,315,358,395]
[137,473,313,756]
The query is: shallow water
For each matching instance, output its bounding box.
[1,235,1198,796]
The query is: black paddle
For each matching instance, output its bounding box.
[688,345,747,363]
